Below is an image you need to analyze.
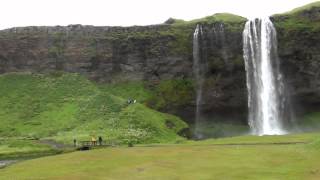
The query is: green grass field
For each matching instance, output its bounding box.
[1,133,320,179]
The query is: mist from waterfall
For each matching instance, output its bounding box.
[243,17,289,135]
[193,24,206,139]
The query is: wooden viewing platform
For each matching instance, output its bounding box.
[77,140,119,150]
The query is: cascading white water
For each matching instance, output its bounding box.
[243,17,287,135]
[193,24,205,138]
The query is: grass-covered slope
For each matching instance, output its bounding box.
[0,72,187,144]
[101,79,196,113]
[273,1,320,31]
[280,1,320,15]
[168,13,246,25]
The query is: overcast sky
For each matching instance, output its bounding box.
[0,0,318,29]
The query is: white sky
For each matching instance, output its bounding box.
[0,0,318,29]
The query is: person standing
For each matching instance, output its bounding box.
[91,136,97,146]
[98,136,103,146]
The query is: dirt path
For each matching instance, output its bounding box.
[0,160,18,169]
[38,139,73,150]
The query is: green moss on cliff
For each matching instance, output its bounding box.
[189,13,246,24]
[162,13,246,55]
[147,79,195,110]
[273,2,320,32]
[273,16,320,33]
[170,13,246,25]
[158,25,194,56]
[97,80,196,125]
[102,13,246,56]
[272,2,320,60]
[100,81,152,103]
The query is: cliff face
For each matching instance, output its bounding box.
[0,25,192,82]
[0,6,319,123]
[272,5,320,115]
[0,14,248,123]
[191,21,247,123]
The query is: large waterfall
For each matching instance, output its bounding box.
[243,17,288,135]
[193,24,206,138]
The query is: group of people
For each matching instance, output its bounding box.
[91,136,103,146]
[73,136,104,147]
[127,98,137,104]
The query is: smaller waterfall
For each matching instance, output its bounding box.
[193,24,206,139]
[213,23,229,68]
[243,17,289,135]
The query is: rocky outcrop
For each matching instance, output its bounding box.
[0,24,192,82]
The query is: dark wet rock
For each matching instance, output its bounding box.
[177,127,192,139]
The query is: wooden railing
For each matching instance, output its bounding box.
[77,139,120,150]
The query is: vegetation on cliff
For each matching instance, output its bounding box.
[280,1,320,15]
[103,12,246,57]
[167,13,246,25]
[273,1,320,31]
[162,13,246,55]
[0,73,187,146]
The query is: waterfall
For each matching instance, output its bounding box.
[243,17,288,135]
[193,24,205,139]
[213,23,229,68]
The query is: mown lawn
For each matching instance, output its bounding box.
[1,133,320,180]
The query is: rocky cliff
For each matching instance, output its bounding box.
[0,3,319,124]
[272,3,320,116]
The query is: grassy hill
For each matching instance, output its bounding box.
[0,72,187,146]
[273,1,320,32]
[280,1,320,15]
[168,13,247,25]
